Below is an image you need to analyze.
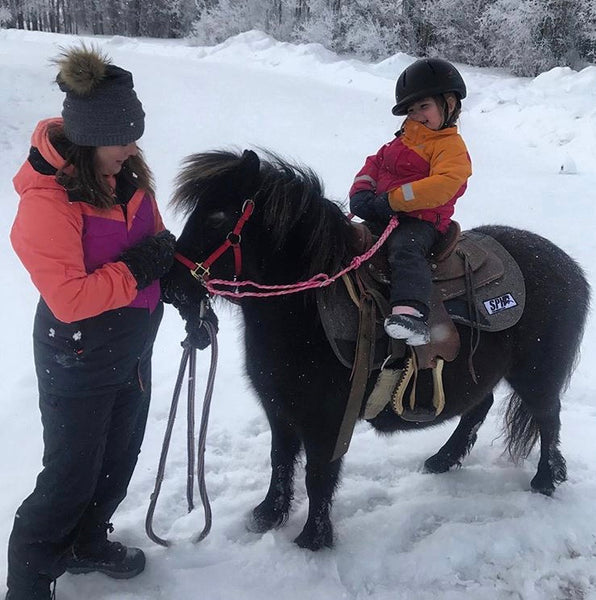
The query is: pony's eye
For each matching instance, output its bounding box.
[205,211,227,229]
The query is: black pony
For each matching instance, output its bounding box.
[164,149,590,551]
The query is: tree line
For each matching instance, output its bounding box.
[1,0,594,76]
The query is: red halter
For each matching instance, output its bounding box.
[174,199,255,283]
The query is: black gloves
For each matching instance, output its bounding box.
[160,262,218,350]
[349,190,394,222]
[120,230,176,290]
[177,301,219,350]
[160,261,201,307]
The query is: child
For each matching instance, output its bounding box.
[349,57,472,346]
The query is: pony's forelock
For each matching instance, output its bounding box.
[170,150,243,216]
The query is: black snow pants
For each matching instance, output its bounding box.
[6,367,151,589]
[386,215,439,318]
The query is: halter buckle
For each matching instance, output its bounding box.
[191,263,210,282]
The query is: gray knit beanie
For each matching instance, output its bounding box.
[55,46,145,147]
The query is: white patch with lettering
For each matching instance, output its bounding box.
[483,293,518,315]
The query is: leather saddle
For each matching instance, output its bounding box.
[318,221,525,367]
[317,220,526,431]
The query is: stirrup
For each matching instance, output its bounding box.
[363,354,408,420]
[394,354,446,423]
[399,358,446,422]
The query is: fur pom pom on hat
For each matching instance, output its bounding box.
[54,44,145,146]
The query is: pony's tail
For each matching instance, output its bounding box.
[503,392,539,461]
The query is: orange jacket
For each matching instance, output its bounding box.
[11,118,165,323]
[350,119,471,232]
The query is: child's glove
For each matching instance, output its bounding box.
[350,190,394,222]
[120,230,176,290]
[372,193,394,221]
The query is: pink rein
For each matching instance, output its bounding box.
[203,216,398,298]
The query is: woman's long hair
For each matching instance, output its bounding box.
[48,123,155,209]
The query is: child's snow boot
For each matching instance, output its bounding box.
[384,306,430,346]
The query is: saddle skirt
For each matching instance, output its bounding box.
[316,222,526,371]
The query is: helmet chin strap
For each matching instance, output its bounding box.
[439,94,458,129]
[441,106,451,129]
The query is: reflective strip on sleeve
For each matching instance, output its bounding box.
[353,175,376,186]
[401,183,415,201]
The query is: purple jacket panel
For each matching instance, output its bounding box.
[82,193,160,312]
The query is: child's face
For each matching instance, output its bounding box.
[406,97,445,130]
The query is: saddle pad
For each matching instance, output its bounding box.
[316,275,389,370]
[442,232,526,332]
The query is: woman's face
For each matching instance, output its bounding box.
[94,142,138,176]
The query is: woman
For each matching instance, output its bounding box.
[6,45,175,599]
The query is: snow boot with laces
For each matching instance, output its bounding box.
[65,540,145,579]
[65,523,145,580]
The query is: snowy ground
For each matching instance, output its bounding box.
[0,29,595,600]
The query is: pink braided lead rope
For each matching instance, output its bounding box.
[204,216,398,298]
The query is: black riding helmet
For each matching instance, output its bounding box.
[392,58,467,116]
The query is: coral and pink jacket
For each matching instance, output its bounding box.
[349,119,472,233]
[11,118,166,396]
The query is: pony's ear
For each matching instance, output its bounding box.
[242,149,259,168]
[239,149,261,198]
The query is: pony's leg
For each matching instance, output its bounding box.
[505,380,567,496]
[294,450,342,551]
[530,401,567,495]
[247,417,301,533]
[424,393,494,473]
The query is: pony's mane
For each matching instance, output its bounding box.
[172,149,354,276]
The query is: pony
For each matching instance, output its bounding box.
[163,149,590,551]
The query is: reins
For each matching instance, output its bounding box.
[175,201,399,298]
[145,320,218,547]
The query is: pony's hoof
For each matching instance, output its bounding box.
[246,507,287,533]
[531,484,554,497]
[294,524,333,551]
[530,464,565,496]
[423,454,457,473]
[530,477,555,496]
